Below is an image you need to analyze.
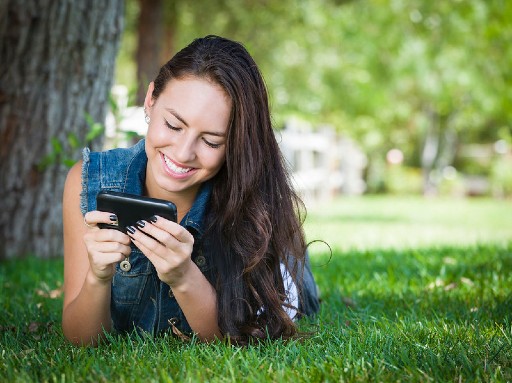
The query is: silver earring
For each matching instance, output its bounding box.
[145,114,150,124]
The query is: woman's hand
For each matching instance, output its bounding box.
[125,216,195,288]
[83,211,132,282]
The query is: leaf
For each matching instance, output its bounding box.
[36,283,63,299]
[108,93,119,114]
[28,322,40,333]
[341,296,357,308]
[63,158,77,168]
[0,325,16,332]
[460,277,474,286]
[67,132,80,149]
[444,282,457,291]
[169,319,191,342]
[27,321,55,335]
[50,138,63,154]
[85,123,104,142]
[84,113,95,127]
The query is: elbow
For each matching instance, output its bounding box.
[62,327,101,347]
[61,312,101,347]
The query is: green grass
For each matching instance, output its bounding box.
[305,196,512,251]
[1,196,511,382]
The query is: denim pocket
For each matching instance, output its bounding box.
[111,248,152,305]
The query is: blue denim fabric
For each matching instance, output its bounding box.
[81,139,213,335]
[81,139,319,336]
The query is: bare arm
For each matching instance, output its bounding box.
[127,219,222,341]
[62,162,131,345]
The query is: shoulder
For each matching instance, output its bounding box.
[64,160,83,194]
[101,139,146,162]
[63,161,84,220]
[84,139,146,167]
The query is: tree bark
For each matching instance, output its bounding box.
[0,0,124,258]
[135,0,176,105]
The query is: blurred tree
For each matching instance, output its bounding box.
[119,0,511,193]
[0,1,124,258]
[135,0,176,104]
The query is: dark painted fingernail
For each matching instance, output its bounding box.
[110,214,118,222]
[149,215,158,223]
[136,220,145,228]
[126,226,136,234]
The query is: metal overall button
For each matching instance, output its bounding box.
[120,257,131,272]
[195,255,206,268]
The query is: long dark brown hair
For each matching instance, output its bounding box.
[151,35,306,344]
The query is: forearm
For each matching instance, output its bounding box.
[171,264,221,342]
[62,270,112,346]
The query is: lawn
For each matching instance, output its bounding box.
[304,195,512,251]
[1,196,511,382]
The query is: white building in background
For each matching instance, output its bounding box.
[104,87,367,203]
[104,85,146,149]
[277,118,366,204]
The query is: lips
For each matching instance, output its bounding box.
[162,153,194,175]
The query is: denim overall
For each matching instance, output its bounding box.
[81,139,319,336]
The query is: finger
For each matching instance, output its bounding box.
[90,251,128,265]
[95,228,131,245]
[84,229,131,250]
[133,221,194,261]
[128,233,166,268]
[87,251,127,281]
[126,225,164,254]
[148,216,194,244]
[85,237,132,257]
[84,210,119,227]
[131,220,180,249]
[95,241,132,256]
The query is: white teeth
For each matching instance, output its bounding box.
[163,154,191,174]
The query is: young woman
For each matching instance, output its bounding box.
[62,35,319,346]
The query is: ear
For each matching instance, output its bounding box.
[144,82,155,111]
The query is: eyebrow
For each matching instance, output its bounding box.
[164,107,226,137]
[165,108,189,127]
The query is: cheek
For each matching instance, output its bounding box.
[203,150,226,171]
[146,125,172,146]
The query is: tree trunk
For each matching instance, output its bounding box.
[421,107,441,196]
[135,0,176,105]
[0,0,124,259]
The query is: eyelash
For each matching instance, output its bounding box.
[164,120,180,132]
[203,140,221,149]
[164,120,222,149]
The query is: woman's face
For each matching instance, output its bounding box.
[144,76,231,201]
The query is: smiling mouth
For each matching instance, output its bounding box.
[162,153,193,174]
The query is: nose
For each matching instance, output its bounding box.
[173,132,197,163]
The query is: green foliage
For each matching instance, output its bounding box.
[37,113,105,171]
[117,0,511,183]
[1,197,511,381]
[491,155,512,197]
[382,165,424,195]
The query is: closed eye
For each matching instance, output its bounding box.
[165,119,223,148]
[164,120,181,132]
[202,138,222,149]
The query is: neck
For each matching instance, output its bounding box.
[144,178,200,223]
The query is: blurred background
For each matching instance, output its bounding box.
[1,0,511,258]
[109,0,512,202]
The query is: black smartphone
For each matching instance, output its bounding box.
[96,190,177,233]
